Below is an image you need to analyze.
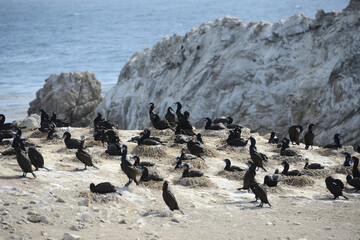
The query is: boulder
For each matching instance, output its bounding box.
[97,1,360,145]
[28,71,102,127]
[13,114,40,129]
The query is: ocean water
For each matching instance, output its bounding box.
[0,0,349,122]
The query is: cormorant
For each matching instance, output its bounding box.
[90,182,119,194]
[50,112,69,127]
[281,161,303,176]
[63,132,82,149]
[227,129,247,147]
[268,132,279,144]
[288,125,303,145]
[223,159,244,172]
[120,145,139,187]
[186,140,204,159]
[264,169,281,187]
[323,134,342,149]
[14,143,36,178]
[152,115,172,130]
[280,138,297,156]
[350,157,360,178]
[204,117,225,130]
[304,158,324,169]
[343,153,351,167]
[28,147,50,171]
[162,181,184,214]
[212,116,228,125]
[226,117,243,129]
[325,176,348,199]
[237,161,256,191]
[76,139,98,170]
[140,167,163,182]
[175,102,184,123]
[249,137,267,171]
[165,107,176,126]
[250,182,271,207]
[182,163,203,178]
[133,156,155,167]
[180,148,197,160]
[346,175,360,191]
[304,123,316,150]
[0,114,16,131]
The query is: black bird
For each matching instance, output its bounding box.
[93,112,113,130]
[120,145,139,187]
[165,107,176,126]
[39,109,56,133]
[14,143,36,178]
[152,115,172,130]
[174,157,183,169]
[227,129,247,147]
[140,167,163,182]
[138,132,162,146]
[280,138,297,156]
[343,152,351,167]
[268,132,279,144]
[204,117,225,130]
[281,161,303,176]
[0,114,16,131]
[346,175,360,191]
[226,117,242,129]
[178,111,196,136]
[264,169,282,187]
[223,159,244,172]
[249,137,267,171]
[323,134,342,149]
[186,140,204,159]
[105,141,122,156]
[76,140,98,170]
[212,116,228,125]
[304,158,324,169]
[357,145,360,153]
[182,163,203,178]
[11,128,26,152]
[28,147,50,171]
[174,102,184,123]
[133,156,155,167]
[196,133,204,145]
[288,125,303,145]
[325,176,348,199]
[162,181,184,214]
[104,129,120,144]
[237,161,256,191]
[50,112,69,127]
[304,123,316,150]
[250,182,271,207]
[90,182,119,194]
[350,157,360,178]
[63,132,82,149]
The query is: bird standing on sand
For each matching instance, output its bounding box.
[162,181,184,214]
[325,176,348,200]
[304,123,316,150]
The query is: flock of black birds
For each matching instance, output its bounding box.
[1,103,360,212]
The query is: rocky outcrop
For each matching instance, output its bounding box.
[28,71,102,127]
[97,0,360,145]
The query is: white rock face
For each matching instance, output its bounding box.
[97,1,360,145]
[13,114,40,129]
[28,71,102,127]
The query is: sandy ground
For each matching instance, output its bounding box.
[0,126,359,240]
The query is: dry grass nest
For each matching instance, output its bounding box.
[182,158,208,170]
[201,130,228,138]
[202,145,218,157]
[331,164,352,175]
[131,145,167,158]
[263,185,285,194]
[150,128,174,137]
[282,175,314,187]
[174,177,215,188]
[316,148,342,157]
[29,131,48,139]
[303,168,331,177]
[272,155,305,164]
[217,170,245,181]
[78,191,121,204]
[140,180,164,190]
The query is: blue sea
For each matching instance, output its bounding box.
[0,0,349,122]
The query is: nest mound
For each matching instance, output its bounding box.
[217,170,245,181]
[140,181,164,190]
[316,148,342,157]
[202,145,218,157]
[201,130,228,138]
[282,175,314,187]
[182,158,208,170]
[263,185,285,194]
[29,131,48,139]
[174,177,215,188]
[331,165,352,175]
[303,168,331,178]
[272,155,305,164]
[132,145,167,158]
[91,193,120,204]
[150,128,174,137]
